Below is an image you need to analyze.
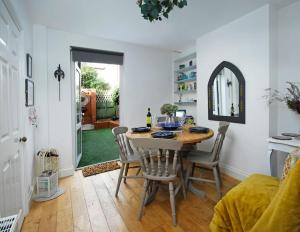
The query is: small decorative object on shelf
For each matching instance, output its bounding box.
[179,64,185,69]
[189,71,196,79]
[178,73,188,81]
[264,82,300,114]
[189,60,193,66]
[272,135,292,140]
[179,93,183,103]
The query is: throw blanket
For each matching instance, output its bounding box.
[210,160,300,232]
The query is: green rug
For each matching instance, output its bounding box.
[78,128,119,168]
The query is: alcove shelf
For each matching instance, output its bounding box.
[173,52,197,108]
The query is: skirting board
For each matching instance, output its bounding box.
[59,167,74,178]
[25,184,34,215]
[219,162,249,181]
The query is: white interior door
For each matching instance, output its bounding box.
[75,62,82,167]
[0,0,24,220]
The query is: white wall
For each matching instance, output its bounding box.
[33,26,172,175]
[196,6,272,179]
[277,1,300,134]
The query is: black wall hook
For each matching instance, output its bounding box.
[54,64,65,101]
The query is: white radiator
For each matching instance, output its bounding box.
[0,211,21,232]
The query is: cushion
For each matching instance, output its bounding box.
[281,147,300,182]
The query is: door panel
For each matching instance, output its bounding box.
[0,58,10,140]
[75,63,82,166]
[0,9,8,48]
[0,2,22,218]
[10,66,19,133]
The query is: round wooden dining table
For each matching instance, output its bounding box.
[126,126,214,145]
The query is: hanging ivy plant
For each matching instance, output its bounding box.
[137,0,187,22]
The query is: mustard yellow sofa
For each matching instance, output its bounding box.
[210,159,300,232]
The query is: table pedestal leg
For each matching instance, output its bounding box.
[144,181,159,205]
[189,184,206,198]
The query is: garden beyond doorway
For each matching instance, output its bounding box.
[79,62,120,168]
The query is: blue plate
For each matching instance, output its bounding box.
[189,127,209,133]
[159,122,182,131]
[132,127,151,133]
[151,131,176,139]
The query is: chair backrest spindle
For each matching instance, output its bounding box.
[132,138,183,179]
[211,122,230,162]
[112,127,135,162]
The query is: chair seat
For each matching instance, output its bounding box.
[186,150,213,165]
[125,153,141,163]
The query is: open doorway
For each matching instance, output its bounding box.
[79,62,120,167]
[71,47,123,169]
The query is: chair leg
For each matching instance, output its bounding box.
[115,163,125,197]
[185,162,192,190]
[191,163,196,177]
[213,166,222,200]
[138,179,149,221]
[123,163,129,183]
[169,182,176,226]
[179,167,186,199]
[136,167,141,176]
[216,165,222,187]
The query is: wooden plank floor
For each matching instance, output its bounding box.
[21,167,239,232]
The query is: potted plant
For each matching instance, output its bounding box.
[264,82,300,114]
[160,103,178,122]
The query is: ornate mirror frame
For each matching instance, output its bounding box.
[208,61,246,124]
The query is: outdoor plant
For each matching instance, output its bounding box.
[160,103,178,117]
[112,88,120,119]
[112,88,119,106]
[81,66,110,93]
[137,0,188,22]
[264,82,300,114]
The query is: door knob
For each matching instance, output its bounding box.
[19,137,27,143]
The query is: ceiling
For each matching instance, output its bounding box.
[26,0,297,51]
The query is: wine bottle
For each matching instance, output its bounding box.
[146,108,152,128]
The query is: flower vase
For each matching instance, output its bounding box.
[165,115,175,124]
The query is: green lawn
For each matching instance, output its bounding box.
[78,128,119,168]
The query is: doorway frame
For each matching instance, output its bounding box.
[70,48,124,170]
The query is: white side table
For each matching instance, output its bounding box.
[267,138,300,176]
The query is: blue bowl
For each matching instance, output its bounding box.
[159,122,182,131]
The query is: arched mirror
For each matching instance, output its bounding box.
[208,61,245,124]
